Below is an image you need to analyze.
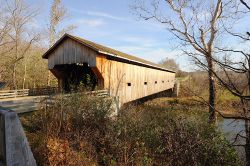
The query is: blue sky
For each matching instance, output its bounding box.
[27,0,250,71]
[27,0,192,71]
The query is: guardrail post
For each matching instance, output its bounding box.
[0,107,36,166]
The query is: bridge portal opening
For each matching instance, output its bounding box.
[51,63,98,92]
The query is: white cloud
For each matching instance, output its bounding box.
[86,11,125,21]
[76,19,104,27]
[140,49,182,62]
[70,8,125,21]
[120,36,157,47]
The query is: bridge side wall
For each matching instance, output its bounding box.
[96,55,175,105]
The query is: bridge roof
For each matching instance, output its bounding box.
[43,33,175,73]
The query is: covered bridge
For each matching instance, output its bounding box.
[42,34,175,105]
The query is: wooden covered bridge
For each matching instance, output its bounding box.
[42,34,176,106]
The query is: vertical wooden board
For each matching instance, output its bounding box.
[82,45,87,63]
[66,39,71,64]
[110,61,114,93]
[71,40,76,64]
[75,42,80,62]
[63,39,68,64]
[56,46,60,65]
[53,49,58,66]
[90,51,96,67]
[108,61,112,91]
[67,39,72,64]
[55,45,60,64]
[62,40,66,64]
[81,45,87,63]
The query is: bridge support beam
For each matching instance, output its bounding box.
[0,107,36,166]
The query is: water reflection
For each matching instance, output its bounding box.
[218,119,246,164]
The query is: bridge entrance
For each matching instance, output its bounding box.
[51,63,98,92]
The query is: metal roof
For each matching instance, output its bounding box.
[42,33,175,73]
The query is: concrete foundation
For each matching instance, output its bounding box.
[0,107,36,166]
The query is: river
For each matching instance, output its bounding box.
[218,118,246,164]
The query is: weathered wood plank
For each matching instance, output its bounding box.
[47,38,97,69]
[96,55,175,105]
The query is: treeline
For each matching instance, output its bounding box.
[0,0,73,90]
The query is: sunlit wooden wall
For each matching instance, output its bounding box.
[96,55,175,104]
[47,38,175,105]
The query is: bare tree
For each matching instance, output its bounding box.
[212,48,250,165]
[159,58,179,71]
[240,0,250,9]
[132,0,240,123]
[0,0,13,78]
[1,0,39,90]
[47,0,76,86]
[211,1,250,163]
[187,0,250,163]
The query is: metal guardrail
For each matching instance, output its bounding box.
[0,89,29,99]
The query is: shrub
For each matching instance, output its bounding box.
[22,94,240,166]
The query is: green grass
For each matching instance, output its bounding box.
[217,89,238,102]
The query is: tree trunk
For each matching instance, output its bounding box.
[245,59,250,166]
[245,120,250,166]
[47,71,51,86]
[207,57,216,123]
[22,58,27,89]
[12,62,17,90]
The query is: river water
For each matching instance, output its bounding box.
[218,119,246,164]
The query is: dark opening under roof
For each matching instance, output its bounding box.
[42,33,175,73]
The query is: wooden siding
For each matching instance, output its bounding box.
[48,38,97,69]
[46,37,176,106]
[96,55,175,104]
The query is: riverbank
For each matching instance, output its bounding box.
[146,97,246,165]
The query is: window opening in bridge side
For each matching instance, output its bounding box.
[127,83,131,86]
[162,81,164,83]
[144,82,147,85]
[155,81,157,84]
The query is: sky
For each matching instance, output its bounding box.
[26,0,192,71]
[27,0,249,72]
